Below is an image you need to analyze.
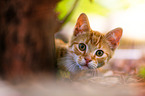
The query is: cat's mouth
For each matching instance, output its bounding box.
[76,64,89,70]
[81,65,89,70]
[76,62,101,70]
[78,63,100,70]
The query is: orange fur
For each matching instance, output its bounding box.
[56,13,123,74]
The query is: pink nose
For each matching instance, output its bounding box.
[84,57,92,65]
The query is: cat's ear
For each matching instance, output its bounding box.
[74,13,91,36]
[105,28,123,50]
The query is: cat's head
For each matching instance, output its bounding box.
[68,13,123,73]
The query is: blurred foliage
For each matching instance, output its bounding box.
[55,0,76,20]
[138,66,145,79]
[55,0,145,22]
[55,0,109,23]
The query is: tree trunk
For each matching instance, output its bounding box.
[0,0,59,79]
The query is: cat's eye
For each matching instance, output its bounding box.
[96,50,104,57]
[79,43,86,51]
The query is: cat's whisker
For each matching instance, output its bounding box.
[94,68,98,77]
[56,13,123,77]
[69,66,75,73]
[67,64,75,71]
[68,61,79,73]
[66,62,75,72]
[71,64,77,73]
[90,68,96,77]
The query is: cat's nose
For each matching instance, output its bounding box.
[84,57,92,64]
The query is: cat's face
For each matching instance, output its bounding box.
[69,32,111,70]
[67,13,122,73]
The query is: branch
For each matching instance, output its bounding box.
[56,0,79,32]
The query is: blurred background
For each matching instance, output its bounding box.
[0,0,145,96]
[55,0,145,77]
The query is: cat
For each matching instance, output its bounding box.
[56,13,123,75]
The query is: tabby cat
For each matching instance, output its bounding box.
[56,13,123,75]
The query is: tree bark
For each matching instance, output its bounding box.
[0,0,59,79]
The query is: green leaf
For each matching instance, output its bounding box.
[55,0,75,20]
[138,66,145,78]
[55,0,109,21]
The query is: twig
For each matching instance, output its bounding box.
[56,0,79,32]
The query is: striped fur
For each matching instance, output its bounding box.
[56,13,122,74]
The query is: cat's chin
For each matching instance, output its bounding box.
[81,66,89,70]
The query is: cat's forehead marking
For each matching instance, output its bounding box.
[95,35,102,46]
[85,31,103,50]
[93,32,102,45]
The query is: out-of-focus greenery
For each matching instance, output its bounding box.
[55,0,76,20]
[55,0,145,22]
[138,66,145,79]
[55,0,109,23]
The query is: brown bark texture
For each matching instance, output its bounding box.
[0,0,59,79]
